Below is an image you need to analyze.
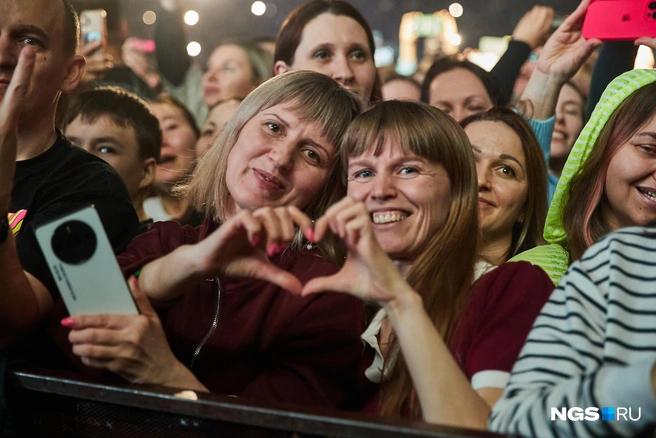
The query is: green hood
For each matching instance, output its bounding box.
[545,69,656,244]
[511,69,656,284]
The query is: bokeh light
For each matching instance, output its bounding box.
[187,41,202,57]
[251,1,266,16]
[142,11,157,25]
[448,33,462,45]
[449,3,464,18]
[184,10,199,26]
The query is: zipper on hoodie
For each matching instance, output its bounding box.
[190,277,221,369]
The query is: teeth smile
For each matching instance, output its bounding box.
[372,211,408,224]
[639,187,656,201]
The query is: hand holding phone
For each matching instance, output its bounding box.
[80,9,107,55]
[582,0,656,41]
[35,206,138,316]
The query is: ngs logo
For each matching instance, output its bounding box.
[551,407,641,422]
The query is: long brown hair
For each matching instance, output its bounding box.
[564,81,656,261]
[461,108,548,260]
[274,0,382,105]
[342,101,479,419]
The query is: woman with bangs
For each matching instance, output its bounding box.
[302,100,555,428]
[60,71,366,410]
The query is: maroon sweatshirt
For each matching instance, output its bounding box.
[117,218,365,410]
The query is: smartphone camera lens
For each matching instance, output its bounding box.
[650,1,656,10]
[51,220,97,265]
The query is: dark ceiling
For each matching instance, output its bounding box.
[122,0,581,63]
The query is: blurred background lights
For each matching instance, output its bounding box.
[187,41,201,57]
[251,1,266,16]
[264,3,278,17]
[184,10,199,26]
[142,10,156,25]
[449,3,464,18]
[448,33,462,46]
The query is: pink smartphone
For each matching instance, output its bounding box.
[582,0,656,41]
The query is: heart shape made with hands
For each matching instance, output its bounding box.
[207,200,406,303]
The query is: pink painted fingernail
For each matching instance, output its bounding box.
[267,245,276,257]
[61,317,75,328]
[307,229,314,243]
[251,235,260,247]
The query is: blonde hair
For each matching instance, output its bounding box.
[342,101,479,419]
[181,71,363,260]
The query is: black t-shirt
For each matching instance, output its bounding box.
[10,130,139,300]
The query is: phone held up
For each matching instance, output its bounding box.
[35,206,138,317]
[582,0,656,41]
[80,9,107,54]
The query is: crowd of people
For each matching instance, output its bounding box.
[1,0,656,436]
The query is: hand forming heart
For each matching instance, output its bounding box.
[196,205,314,294]
[301,197,413,307]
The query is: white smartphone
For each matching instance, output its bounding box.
[35,205,138,316]
[80,9,107,54]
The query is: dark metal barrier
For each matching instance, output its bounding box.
[5,367,514,438]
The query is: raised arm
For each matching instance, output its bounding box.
[490,6,553,103]
[304,197,497,429]
[0,47,52,348]
[520,0,600,120]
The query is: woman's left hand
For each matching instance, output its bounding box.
[65,277,190,386]
[302,197,414,308]
[536,0,601,83]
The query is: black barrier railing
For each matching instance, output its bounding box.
[3,366,516,438]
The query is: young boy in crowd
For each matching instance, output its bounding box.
[63,87,162,233]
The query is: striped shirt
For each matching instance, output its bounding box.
[489,227,656,437]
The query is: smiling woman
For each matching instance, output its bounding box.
[512,69,656,284]
[461,108,548,266]
[62,71,366,411]
[145,95,201,225]
[301,100,554,428]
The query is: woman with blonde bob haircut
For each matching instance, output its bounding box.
[302,100,554,427]
[183,70,358,261]
[62,71,367,410]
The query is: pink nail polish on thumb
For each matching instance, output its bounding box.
[61,317,74,328]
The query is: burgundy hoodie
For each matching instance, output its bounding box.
[117,218,365,410]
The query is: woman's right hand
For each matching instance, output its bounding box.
[302,197,416,309]
[193,207,313,294]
